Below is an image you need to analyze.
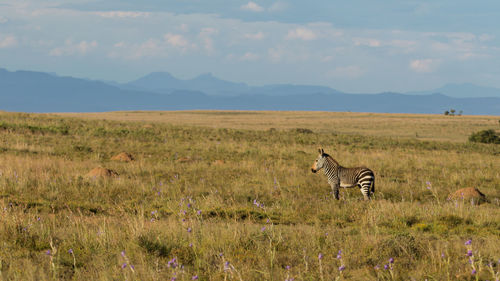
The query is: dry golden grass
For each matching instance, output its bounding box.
[0,110,499,280]
[57,110,500,142]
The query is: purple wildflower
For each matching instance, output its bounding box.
[187,203,192,208]
[441,252,445,258]
[318,253,323,260]
[339,265,346,271]
[187,227,192,233]
[472,269,476,275]
[426,182,432,190]
[261,226,266,232]
[374,265,380,270]
[168,257,178,268]
[384,264,389,270]
[465,239,472,245]
[121,263,127,269]
[68,249,73,254]
[337,250,342,259]
[286,265,291,270]
[121,251,126,257]
[389,257,394,264]
[224,261,230,271]
[45,250,51,255]
[197,210,202,215]
[192,275,199,280]
[467,250,473,257]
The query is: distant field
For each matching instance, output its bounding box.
[0,110,499,280]
[58,111,500,142]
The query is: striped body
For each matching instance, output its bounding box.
[312,149,375,200]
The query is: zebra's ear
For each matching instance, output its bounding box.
[318,148,324,154]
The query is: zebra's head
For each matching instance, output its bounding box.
[311,148,327,173]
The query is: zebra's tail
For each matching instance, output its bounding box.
[370,178,375,195]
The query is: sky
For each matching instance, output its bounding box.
[0,0,499,93]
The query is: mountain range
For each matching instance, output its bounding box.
[1,68,499,115]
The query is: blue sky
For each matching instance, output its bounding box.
[0,0,499,93]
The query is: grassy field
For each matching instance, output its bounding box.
[0,110,499,280]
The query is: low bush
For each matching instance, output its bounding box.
[468,129,500,144]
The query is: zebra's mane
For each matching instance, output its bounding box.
[323,153,340,166]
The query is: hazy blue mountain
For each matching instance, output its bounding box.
[0,68,209,112]
[126,71,347,97]
[407,83,500,98]
[126,72,250,96]
[1,68,499,114]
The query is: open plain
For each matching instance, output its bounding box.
[0,110,499,280]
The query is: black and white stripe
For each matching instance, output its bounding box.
[312,148,375,200]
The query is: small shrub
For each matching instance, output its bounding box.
[294,128,314,134]
[468,129,500,144]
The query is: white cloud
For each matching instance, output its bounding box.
[268,47,284,62]
[199,27,218,53]
[108,39,168,60]
[322,55,334,62]
[478,34,494,42]
[164,33,189,48]
[286,27,317,41]
[240,52,260,61]
[326,66,365,79]
[353,38,381,47]
[0,35,18,48]
[244,31,264,40]
[409,59,441,73]
[388,40,417,49]
[93,11,150,18]
[353,38,382,47]
[241,2,264,12]
[178,23,190,32]
[49,40,97,56]
[269,2,287,12]
[267,46,310,63]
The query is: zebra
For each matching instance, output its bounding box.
[311,148,375,200]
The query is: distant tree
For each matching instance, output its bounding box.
[458,110,463,116]
[444,110,449,116]
[450,109,456,116]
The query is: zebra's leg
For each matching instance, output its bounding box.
[332,183,340,200]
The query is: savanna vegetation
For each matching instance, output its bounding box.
[0,110,499,280]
